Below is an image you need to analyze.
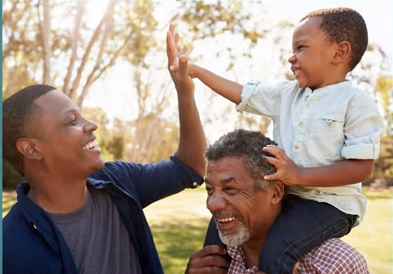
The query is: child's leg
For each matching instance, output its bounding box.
[203,218,222,247]
[259,194,357,274]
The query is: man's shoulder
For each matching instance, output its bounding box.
[298,238,369,274]
[3,206,52,270]
[309,238,362,257]
[3,203,22,232]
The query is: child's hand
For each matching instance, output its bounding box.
[262,145,302,185]
[187,63,199,78]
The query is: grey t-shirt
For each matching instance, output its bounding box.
[49,187,142,274]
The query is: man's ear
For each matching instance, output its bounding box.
[332,41,351,65]
[271,181,284,204]
[16,138,43,160]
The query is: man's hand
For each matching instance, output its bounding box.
[166,23,194,92]
[166,23,207,176]
[262,145,302,185]
[185,245,229,274]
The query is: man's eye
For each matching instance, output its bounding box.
[224,187,238,195]
[66,118,77,126]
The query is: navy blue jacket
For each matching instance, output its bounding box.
[3,156,204,274]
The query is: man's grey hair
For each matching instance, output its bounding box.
[204,129,277,190]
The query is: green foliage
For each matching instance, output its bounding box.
[375,75,393,134]
[174,0,266,42]
[149,124,179,163]
[368,135,393,186]
[367,75,393,186]
[2,159,24,190]
[106,135,124,160]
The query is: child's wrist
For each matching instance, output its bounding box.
[188,63,199,78]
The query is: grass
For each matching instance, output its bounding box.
[341,190,393,274]
[3,188,392,274]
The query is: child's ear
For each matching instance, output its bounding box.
[16,138,43,160]
[332,41,351,65]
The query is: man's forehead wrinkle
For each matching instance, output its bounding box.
[205,175,234,186]
[222,176,236,184]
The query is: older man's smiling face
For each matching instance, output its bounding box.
[205,156,277,247]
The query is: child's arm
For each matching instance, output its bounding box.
[262,145,374,187]
[187,64,243,104]
[167,23,243,105]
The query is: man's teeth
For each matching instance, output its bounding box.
[83,139,99,150]
[217,217,235,223]
[294,69,300,76]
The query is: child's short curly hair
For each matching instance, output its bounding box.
[301,7,368,71]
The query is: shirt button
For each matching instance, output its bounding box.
[294,144,299,149]
[192,182,198,187]
[306,103,310,108]
[299,121,304,127]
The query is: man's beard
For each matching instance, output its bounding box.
[216,220,250,247]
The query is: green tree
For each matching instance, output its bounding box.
[107,136,125,160]
[367,75,393,186]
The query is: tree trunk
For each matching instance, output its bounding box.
[62,1,86,94]
[42,0,51,84]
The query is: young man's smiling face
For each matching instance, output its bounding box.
[32,90,104,177]
[205,156,277,247]
[289,17,341,90]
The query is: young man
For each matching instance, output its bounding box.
[3,24,205,274]
[185,129,370,274]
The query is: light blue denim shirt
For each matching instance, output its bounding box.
[237,80,384,224]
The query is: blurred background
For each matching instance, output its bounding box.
[2,1,392,273]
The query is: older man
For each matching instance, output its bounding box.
[185,129,369,274]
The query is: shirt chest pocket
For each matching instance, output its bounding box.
[315,118,344,129]
[310,117,345,151]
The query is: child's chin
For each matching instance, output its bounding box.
[296,80,307,88]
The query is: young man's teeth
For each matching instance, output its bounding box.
[83,140,98,150]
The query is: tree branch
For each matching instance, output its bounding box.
[63,1,86,95]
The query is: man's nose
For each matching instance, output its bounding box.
[206,192,227,213]
[83,119,98,132]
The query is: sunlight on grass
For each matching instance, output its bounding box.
[146,188,393,274]
[342,190,393,274]
[3,188,392,274]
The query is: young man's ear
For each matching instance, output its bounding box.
[332,41,351,65]
[271,181,285,204]
[16,138,43,160]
